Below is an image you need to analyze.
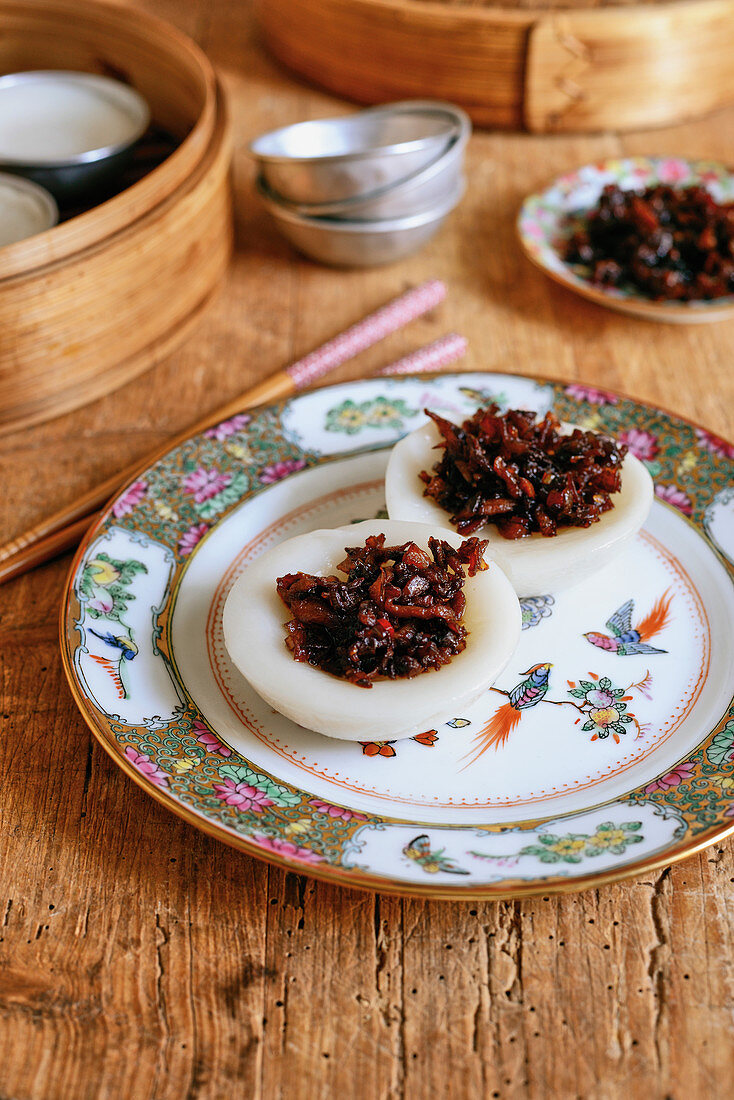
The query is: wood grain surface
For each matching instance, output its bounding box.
[1,1,733,1096]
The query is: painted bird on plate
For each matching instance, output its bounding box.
[87,630,138,700]
[584,590,672,657]
[89,629,138,661]
[460,662,553,768]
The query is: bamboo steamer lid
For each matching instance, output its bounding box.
[255,0,734,132]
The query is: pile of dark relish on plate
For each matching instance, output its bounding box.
[420,405,626,539]
[276,533,487,686]
[563,183,734,301]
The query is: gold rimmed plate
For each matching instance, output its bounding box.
[60,372,734,897]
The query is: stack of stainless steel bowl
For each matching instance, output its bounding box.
[249,101,470,267]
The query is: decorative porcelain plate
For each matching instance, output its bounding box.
[61,373,734,898]
[517,157,734,324]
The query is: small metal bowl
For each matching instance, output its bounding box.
[265,113,471,221]
[249,101,463,205]
[0,171,58,248]
[260,178,466,267]
[0,71,150,202]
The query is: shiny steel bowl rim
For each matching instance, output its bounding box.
[264,125,470,219]
[0,71,151,168]
[258,175,466,232]
[248,100,467,165]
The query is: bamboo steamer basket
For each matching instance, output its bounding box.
[0,0,232,435]
[255,0,734,133]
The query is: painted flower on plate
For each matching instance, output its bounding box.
[544,837,588,858]
[585,686,617,710]
[359,741,396,757]
[88,593,114,614]
[325,400,369,435]
[655,484,694,515]
[657,158,690,185]
[112,480,148,519]
[568,677,634,740]
[124,746,169,788]
[309,799,367,822]
[645,761,696,793]
[193,720,231,757]
[213,779,274,812]
[248,834,325,863]
[364,397,417,429]
[259,458,307,484]
[565,384,618,406]
[183,467,233,503]
[178,522,209,556]
[618,429,658,462]
[88,557,120,586]
[588,827,631,849]
[695,428,734,460]
[205,413,251,440]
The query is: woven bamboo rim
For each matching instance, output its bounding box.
[255,0,734,132]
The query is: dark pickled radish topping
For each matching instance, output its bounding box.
[563,184,734,301]
[276,533,488,688]
[419,404,627,539]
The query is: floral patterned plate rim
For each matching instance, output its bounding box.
[60,371,734,899]
[517,156,734,324]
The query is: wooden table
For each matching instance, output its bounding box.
[2,2,733,1096]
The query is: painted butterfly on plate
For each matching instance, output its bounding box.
[402,834,470,875]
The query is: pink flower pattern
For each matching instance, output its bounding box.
[88,593,114,614]
[618,429,658,462]
[565,384,618,406]
[655,484,693,515]
[183,467,233,503]
[658,158,690,184]
[112,480,148,519]
[213,779,274,812]
[645,761,695,794]
[309,799,367,822]
[695,428,734,460]
[178,522,209,556]
[124,746,169,788]
[205,413,251,440]
[248,834,325,864]
[259,459,307,484]
[192,720,231,757]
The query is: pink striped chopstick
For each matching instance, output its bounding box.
[286,279,446,388]
[379,332,468,375]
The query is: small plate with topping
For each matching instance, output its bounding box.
[517,157,734,323]
[61,372,734,898]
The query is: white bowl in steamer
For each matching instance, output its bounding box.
[0,171,58,247]
[0,71,150,200]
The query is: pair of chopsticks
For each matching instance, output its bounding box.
[0,280,467,586]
